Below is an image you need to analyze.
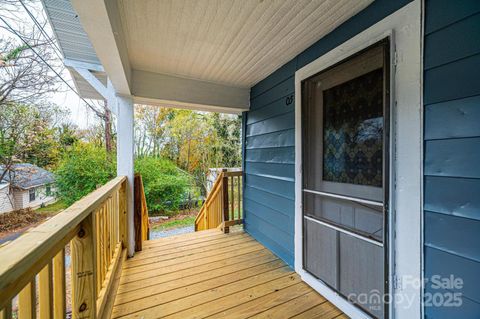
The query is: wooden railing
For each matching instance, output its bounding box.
[195,169,243,233]
[0,176,128,319]
[134,173,149,251]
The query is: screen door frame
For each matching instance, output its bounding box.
[293,2,423,318]
[301,38,390,319]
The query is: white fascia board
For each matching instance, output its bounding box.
[64,58,104,72]
[132,69,250,113]
[71,0,131,95]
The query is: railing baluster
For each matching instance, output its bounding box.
[53,249,66,319]
[108,197,115,266]
[101,206,106,285]
[95,211,101,294]
[39,262,53,319]
[222,172,230,233]
[230,175,234,221]
[106,201,111,268]
[19,280,36,319]
[119,181,127,248]
[71,213,96,319]
[237,176,243,219]
[0,302,12,319]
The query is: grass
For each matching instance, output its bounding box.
[35,200,68,214]
[152,216,196,231]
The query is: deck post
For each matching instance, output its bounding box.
[116,94,135,257]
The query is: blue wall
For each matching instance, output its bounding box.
[423,1,480,318]
[243,0,412,267]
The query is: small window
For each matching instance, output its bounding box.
[46,185,52,196]
[29,188,36,202]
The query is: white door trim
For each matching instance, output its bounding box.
[294,1,423,318]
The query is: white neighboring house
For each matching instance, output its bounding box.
[0,163,57,214]
[0,183,14,214]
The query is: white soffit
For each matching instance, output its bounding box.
[118,0,373,88]
[42,0,107,99]
[42,0,100,64]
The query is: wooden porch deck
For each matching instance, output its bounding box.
[111,228,347,319]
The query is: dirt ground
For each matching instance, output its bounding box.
[0,208,47,232]
[149,209,199,228]
[0,209,55,245]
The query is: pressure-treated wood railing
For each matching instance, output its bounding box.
[134,173,149,251]
[0,176,128,319]
[194,169,243,233]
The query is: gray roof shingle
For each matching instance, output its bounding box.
[0,163,55,189]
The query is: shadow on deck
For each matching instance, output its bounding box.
[111,228,347,319]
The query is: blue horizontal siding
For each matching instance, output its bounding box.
[244,186,294,216]
[244,199,293,234]
[425,295,480,319]
[250,60,297,99]
[424,176,480,221]
[247,98,294,125]
[244,162,294,181]
[243,0,412,267]
[245,112,295,137]
[244,173,294,201]
[425,95,480,140]
[424,1,480,317]
[425,211,480,262]
[245,129,294,149]
[424,13,480,70]
[244,219,294,267]
[425,137,480,178]
[250,77,294,110]
[424,54,480,104]
[425,247,480,304]
[245,213,294,255]
[245,147,295,164]
[425,0,480,35]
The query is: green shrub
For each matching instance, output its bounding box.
[55,143,116,205]
[135,157,191,214]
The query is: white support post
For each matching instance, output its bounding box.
[115,95,135,257]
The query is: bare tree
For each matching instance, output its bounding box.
[0,0,61,106]
[0,1,116,154]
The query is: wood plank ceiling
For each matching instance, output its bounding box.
[118,0,372,88]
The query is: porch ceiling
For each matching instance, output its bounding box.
[44,0,373,113]
[118,0,372,88]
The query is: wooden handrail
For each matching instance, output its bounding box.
[195,169,243,233]
[0,175,129,318]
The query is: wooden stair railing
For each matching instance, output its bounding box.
[0,176,132,319]
[194,169,243,233]
[134,173,149,251]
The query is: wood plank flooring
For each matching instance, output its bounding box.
[111,229,346,319]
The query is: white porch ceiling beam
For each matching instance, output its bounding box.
[71,0,131,95]
[131,70,250,114]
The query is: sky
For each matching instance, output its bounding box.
[0,0,99,129]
